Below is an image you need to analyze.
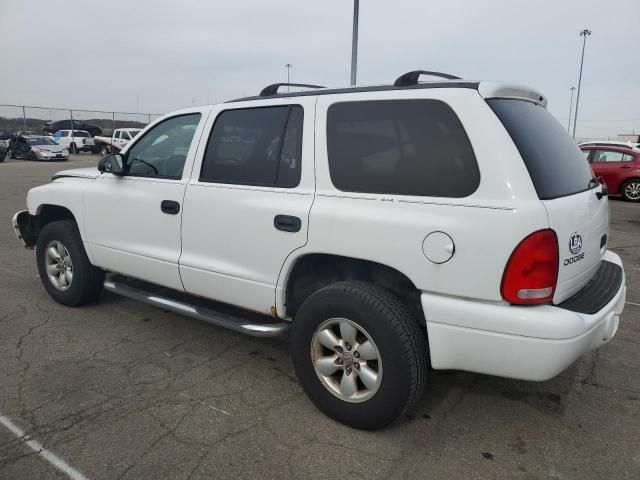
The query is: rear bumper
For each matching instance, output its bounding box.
[424,250,625,381]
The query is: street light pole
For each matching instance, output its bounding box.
[350,0,359,86]
[285,63,293,91]
[572,29,591,139]
[567,86,576,133]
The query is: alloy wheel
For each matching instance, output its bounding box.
[44,240,73,291]
[624,181,640,201]
[310,318,382,403]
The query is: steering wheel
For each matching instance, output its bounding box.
[129,158,159,175]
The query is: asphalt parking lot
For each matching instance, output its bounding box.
[0,155,638,480]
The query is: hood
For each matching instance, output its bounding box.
[52,167,100,181]
[33,145,64,153]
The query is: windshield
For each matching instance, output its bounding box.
[27,137,57,146]
[488,99,594,200]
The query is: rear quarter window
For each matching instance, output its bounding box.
[488,99,594,200]
[326,99,479,197]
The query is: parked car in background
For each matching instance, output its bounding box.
[10,134,68,161]
[43,120,102,137]
[579,140,640,151]
[581,144,640,202]
[0,139,9,162]
[94,128,142,155]
[53,130,98,154]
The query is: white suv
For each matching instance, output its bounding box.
[12,71,626,429]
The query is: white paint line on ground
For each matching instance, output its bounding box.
[626,301,640,307]
[0,413,89,480]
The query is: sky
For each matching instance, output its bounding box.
[1,0,639,139]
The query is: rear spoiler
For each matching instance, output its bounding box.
[478,81,548,108]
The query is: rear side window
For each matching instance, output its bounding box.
[326,100,479,197]
[200,105,303,188]
[73,131,89,137]
[592,150,625,163]
[488,99,594,200]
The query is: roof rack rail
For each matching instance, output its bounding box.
[393,70,461,87]
[259,83,326,97]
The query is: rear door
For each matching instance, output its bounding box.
[488,99,608,303]
[180,99,315,314]
[590,148,633,193]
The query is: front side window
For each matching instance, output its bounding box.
[327,100,479,197]
[125,114,201,179]
[200,105,303,188]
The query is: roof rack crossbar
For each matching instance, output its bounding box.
[259,83,326,97]
[393,70,461,87]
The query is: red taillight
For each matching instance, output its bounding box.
[501,229,559,305]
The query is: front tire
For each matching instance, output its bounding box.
[621,179,640,202]
[36,220,104,306]
[291,281,428,430]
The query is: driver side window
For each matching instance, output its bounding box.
[125,114,201,179]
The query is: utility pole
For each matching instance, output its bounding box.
[572,29,591,139]
[350,0,359,86]
[567,86,576,133]
[285,63,293,91]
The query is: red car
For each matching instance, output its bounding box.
[580,144,640,202]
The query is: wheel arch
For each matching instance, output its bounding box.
[280,253,425,325]
[16,204,78,248]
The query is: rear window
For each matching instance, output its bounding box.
[326,100,479,197]
[488,99,594,200]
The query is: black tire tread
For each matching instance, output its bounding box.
[36,220,104,306]
[313,281,428,417]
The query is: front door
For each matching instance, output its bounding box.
[83,111,207,290]
[179,100,315,314]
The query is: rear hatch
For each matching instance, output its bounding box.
[488,98,608,304]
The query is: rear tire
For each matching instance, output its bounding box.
[621,179,640,202]
[290,281,428,430]
[36,220,104,306]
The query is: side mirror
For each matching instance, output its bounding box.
[98,153,125,175]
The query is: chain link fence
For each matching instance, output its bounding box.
[0,104,162,137]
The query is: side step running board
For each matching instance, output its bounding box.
[103,276,290,338]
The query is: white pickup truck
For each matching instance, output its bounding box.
[94,128,142,155]
[12,72,626,429]
[52,130,98,154]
